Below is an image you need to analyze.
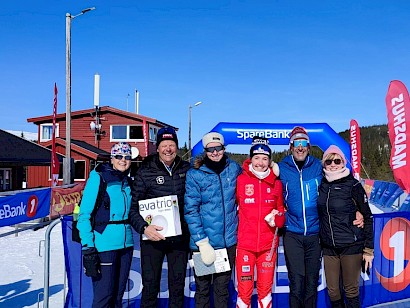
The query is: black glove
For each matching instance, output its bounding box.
[82,247,100,278]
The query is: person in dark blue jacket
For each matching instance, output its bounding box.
[77,142,134,308]
[184,132,242,308]
[278,126,322,308]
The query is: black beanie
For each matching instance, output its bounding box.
[156,127,179,148]
[250,137,272,158]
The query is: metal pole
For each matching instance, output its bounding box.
[188,105,192,160]
[64,13,72,185]
[188,101,202,161]
[43,218,62,308]
[63,7,95,185]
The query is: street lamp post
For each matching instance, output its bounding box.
[64,7,95,185]
[188,101,203,160]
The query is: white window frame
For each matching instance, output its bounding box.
[40,123,59,142]
[110,124,144,142]
[149,125,160,142]
[0,168,12,191]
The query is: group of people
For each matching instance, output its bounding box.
[77,125,374,308]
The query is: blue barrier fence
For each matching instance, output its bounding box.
[61,209,410,307]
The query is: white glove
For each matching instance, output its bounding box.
[196,237,216,265]
[265,209,279,227]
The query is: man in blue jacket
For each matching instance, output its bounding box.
[278,126,323,308]
[278,127,363,308]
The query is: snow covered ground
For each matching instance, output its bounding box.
[0,222,65,308]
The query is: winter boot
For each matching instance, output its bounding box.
[331,298,345,308]
[345,296,361,308]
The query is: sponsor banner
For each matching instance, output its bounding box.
[350,119,361,179]
[0,188,50,227]
[373,212,410,301]
[385,80,410,192]
[191,123,351,163]
[63,213,410,307]
[50,183,85,218]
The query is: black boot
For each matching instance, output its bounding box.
[331,298,345,308]
[346,296,361,308]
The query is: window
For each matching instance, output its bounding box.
[111,125,144,141]
[149,125,160,142]
[40,123,59,142]
[0,169,12,191]
[74,161,86,180]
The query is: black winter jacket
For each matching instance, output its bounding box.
[317,173,374,250]
[129,154,190,241]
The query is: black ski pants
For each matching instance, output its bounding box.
[283,231,322,308]
[193,245,236,308]
[140,239,189,308]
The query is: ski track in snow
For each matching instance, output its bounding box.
[0,222,65,308]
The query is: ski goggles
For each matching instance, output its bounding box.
[112,154,132,161]
[205,145,224,153]
[292,140,309,147]
[324,158,342,166]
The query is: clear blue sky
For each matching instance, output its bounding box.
[1,1,410,151]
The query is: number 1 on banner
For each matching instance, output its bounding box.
[390,231,405,279]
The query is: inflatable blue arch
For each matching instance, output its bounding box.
[191,122,351,163]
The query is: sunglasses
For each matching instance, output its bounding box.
[292,140,309,147]
[113,154,132,161]
[324,159,342,166]
[205,145,224,153]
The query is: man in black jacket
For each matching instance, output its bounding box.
[129,127,190,308]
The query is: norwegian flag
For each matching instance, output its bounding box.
[51,83,60,187]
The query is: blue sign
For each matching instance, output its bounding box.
[0,188,50,227]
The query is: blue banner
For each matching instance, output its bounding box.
[0,188,50,227]
[61,214,410,307]
[191,123,351,163]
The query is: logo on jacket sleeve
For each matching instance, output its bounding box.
[245,184,254,196]
[156,176,165,184]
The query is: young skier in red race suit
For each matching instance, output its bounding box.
[236,137,285,308]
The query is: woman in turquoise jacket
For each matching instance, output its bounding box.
[184,132,242,308]
[77,142,133,308]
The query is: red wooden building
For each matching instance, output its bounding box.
[26,106,177,188]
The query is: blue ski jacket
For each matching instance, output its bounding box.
[184,156,242,250]
[278,155,322,235]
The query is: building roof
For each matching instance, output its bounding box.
[71,139,110,157]
[0,129,64,167]
[27,106,178,130]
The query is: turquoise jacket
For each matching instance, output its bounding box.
[77,163,133,252]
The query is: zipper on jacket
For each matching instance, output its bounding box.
[326,187,336,247]
[217,174,227,247]
[121,180,128,248]
[299,171,307,235]
[258,179,262,250]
